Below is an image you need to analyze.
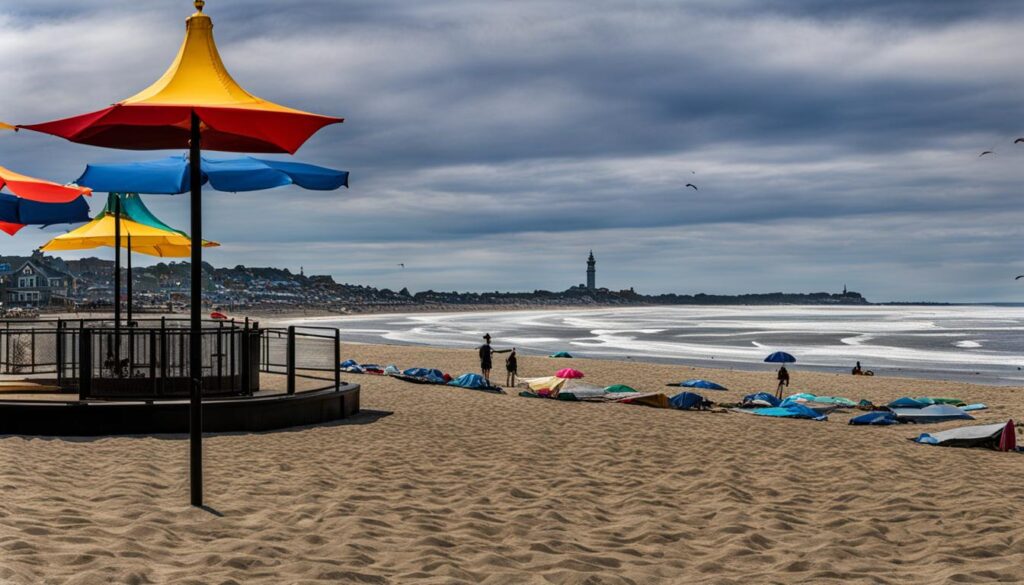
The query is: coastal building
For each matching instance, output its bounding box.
[1,259,74,307]
[586,250,596,291]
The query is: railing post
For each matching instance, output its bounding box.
[78,330,92,400]
[286,325,296,395]
[159,318,167,395]
[149,329,157,395]
[30,328,36,374]
[55,319,64,385]
[334,328,341,391]
[240,324,250,396]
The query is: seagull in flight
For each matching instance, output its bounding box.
[685,183,698,191]
[1015,138,1024,144]
[1015,275,1024,280]
[979,150,994,157]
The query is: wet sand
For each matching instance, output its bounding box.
[1,342,1023,584]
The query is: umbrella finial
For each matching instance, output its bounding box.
[194,0,205,12]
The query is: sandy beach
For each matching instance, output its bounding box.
[1,343,1023,584]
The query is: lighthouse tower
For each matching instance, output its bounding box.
[586,250,596,291]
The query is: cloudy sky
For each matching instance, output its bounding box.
[2,0,1023,302]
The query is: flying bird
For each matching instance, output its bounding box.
[979,150,994,157]
[1015,138,1024,144]
[685,183,698,191]
[1016,275,1024,280]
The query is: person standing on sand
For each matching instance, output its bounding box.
[505,348,518,386]
[478,334,511,384]
[776,365,790,399]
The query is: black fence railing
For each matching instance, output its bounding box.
[1,318,342,400]
[260,325,341,394]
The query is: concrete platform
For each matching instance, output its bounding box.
[0,383,360,436]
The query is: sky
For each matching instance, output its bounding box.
[1,0,1023,302]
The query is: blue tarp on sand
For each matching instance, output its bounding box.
[448,373,501,392]
[403,367,446,383]
[849,411,899,425]
[669,392,707,410]
[752,403,828,421]
[679,379,727,391]
[743,392,781,407]
[891,404,974,424]
[888,397,928,409]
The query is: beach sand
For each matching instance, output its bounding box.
[2,342,1023,584]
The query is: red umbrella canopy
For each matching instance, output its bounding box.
[0,165,92,203]
[20,1,342,153]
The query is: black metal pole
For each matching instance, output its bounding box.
[127,233,133,324]
[113,194,121,372]
[127,232,133,372]
[189,112,204,507]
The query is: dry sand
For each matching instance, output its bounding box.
[2,342,1023,584]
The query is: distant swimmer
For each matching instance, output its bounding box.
[685,183,698,191]
[398,263,405,269]
[979,150,994,157]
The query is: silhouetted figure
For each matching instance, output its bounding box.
[478,333,511,384]
[505,348,518,386]
[776,365,790,399]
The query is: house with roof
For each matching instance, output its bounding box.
[1,258,74,307]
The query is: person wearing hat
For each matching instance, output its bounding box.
[479,333,511,384]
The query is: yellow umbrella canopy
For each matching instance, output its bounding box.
[41,214,219,258]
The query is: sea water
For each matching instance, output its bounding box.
[287,305,1024,386]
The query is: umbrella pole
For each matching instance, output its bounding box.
[127,233,133,325]
[189,112,204,507]
[127,232,133,371]
[113,194,121,374]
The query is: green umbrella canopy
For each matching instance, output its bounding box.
[102,193,217,247]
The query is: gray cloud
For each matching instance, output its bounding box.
[1,0,1023,302]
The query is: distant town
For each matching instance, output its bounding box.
[0,250,867,316]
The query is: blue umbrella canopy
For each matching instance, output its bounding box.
[0,192,90,229]
[76,155,349,194]
[764,351,796,364]
[680,379,728,391]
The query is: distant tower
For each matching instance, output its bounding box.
[586,250,596,291]
[843,283,847,295]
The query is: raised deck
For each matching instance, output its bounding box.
[0,382,360,436]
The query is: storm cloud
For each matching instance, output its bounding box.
[1,0,1022,301]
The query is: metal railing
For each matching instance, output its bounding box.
[260,325,341,394]
[1,317,342,399]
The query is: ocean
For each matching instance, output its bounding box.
[287,305,1024,386]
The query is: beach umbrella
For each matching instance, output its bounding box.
[1,164,92,204]
[763,351,796,364]
[42,193,218,326]
[679,379,728,391]
[20,1,342,506]
[0,193,90,235]
[76,155,349,194]
[555,368,585,379]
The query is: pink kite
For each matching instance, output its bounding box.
[998,419,1016,452]
[556,368,584,379]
